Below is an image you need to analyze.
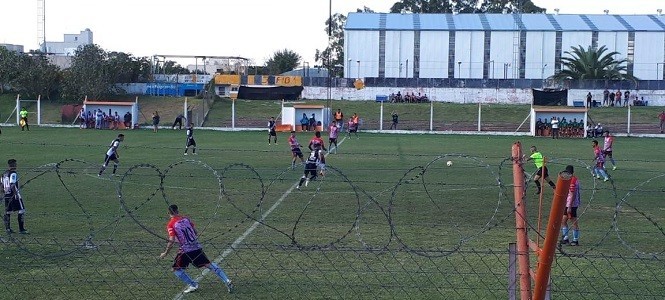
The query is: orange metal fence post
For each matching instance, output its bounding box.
[511,141,531,300]
[533,170,573,300]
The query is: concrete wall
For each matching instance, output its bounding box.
[302,86,665,106]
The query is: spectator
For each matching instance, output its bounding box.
[594,123,603,138]
[550,116,559,139]
[603,89,609,106]
[623,90,630,107]
[95,109,103,129]
[586,92,592,108]
[308,113,316,131]
[299,113,309,131]
[123,111,132,129]
[390,111,399,130]
[609,91,615,107]
[659,110,665,134]
[615,90,622,107]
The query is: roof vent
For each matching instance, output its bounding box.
[603,9,609,15]
[554,8,559,15]
[658,9,663,16]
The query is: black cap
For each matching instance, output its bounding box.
[168,204,179,215]
[565,165,574,174]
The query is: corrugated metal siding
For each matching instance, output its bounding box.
[345,13,665,32]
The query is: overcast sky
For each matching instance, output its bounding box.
[1,0,662,66]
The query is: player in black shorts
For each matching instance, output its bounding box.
[184,123,197,155]
[3,159,28,234]
[297,150,321,190]
[268,117,277,145]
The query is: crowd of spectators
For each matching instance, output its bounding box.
[536,116,585,138]
[78,108,132,130]
[389,91,429,103]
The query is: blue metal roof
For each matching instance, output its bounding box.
[345,13,665,32]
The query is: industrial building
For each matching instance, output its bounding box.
[344,12,665,80]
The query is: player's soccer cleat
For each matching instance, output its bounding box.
[226,281,234,293]
[603,178,609,182]
[183,284,199,294]
[193,152,197,155]
[19,230,29,235]
[570,240,579,246]
[184,153,188,156]
[5,228,14,234]
[559,239,569,245]
[305,179,309,187]
[612,166,617,170]
[296,186,301,191]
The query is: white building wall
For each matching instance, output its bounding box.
[455,31,484,78]
[597,31,629,60]
[419,31,449,78]
[490,31,518,79]
[561,32,592,59]
[384,31,415,78]
[345,31,380,78]
[633,32,665,80]
[525,31,556,79]
[302,86,665,107]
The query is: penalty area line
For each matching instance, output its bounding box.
[173,182,298,299]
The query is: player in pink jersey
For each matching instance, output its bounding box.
[602,130,616,170]
[288,131,305,169]
[160,204,233,294]
[592,140,609,182]
[328,121,339,153]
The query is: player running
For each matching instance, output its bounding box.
[184,123,197,155]
[525,146,556,195]
[160,204,233,294]
[288,131,305,169]
[98,134,124,176]
[297,149,323,190]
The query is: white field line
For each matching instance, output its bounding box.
[173,136,347,298]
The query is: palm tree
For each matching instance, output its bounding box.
[550,45,638,82]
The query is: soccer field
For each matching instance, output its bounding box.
[0,127,663,299]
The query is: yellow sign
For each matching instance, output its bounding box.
[354,79,365,90]
[214,74,240,85]
[275,76,302,87]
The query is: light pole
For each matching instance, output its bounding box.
[489,60,495,79]
[503,63,511,79]
[457,61,462,78]
[399,62,403,78]
[347,59,352,78]
[406,59,409,78]
[356,60,360,79]
[303,62,310,77]
[541,63,548,80]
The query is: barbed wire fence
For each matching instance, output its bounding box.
[0,154,663,299]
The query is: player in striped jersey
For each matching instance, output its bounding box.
[3,159,28,234]
[184,123,197,155]
[98,134,124,176]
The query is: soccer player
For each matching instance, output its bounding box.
[297,150,322,190]
[308,131,327,152]
[561,165,581,246]
[268,117,277,145]
[328,121,339,153]
[603,130,617,170]
[184,123,197,156]
[160,204,233,294]
[99,134,124,176]
[390,111,399,130]
[2,159,28,234]
[592,140,609,181]
[347,117,358,138]
[288,131,305,169]
[525,146,556,195]
[334,109,344,131]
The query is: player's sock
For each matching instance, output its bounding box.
[18,214,25,232]
[112,163,118,174]
[298,177,306,187]
[561,226,569,240]
[207,263,231,283]
[192,148,196,154]
[3,214,10,230]
[98,165,106,175]
[573,229,580,241]
[174,269,196,287]
[534,180,542,193]
[548,181,556,189]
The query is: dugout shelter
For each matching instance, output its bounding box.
[281,104,331,132]
[529,89,588,137]
[83,99,139,129]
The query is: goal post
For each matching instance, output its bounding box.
[14,94,41,126]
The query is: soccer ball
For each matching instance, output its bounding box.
[446,161,453,167]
